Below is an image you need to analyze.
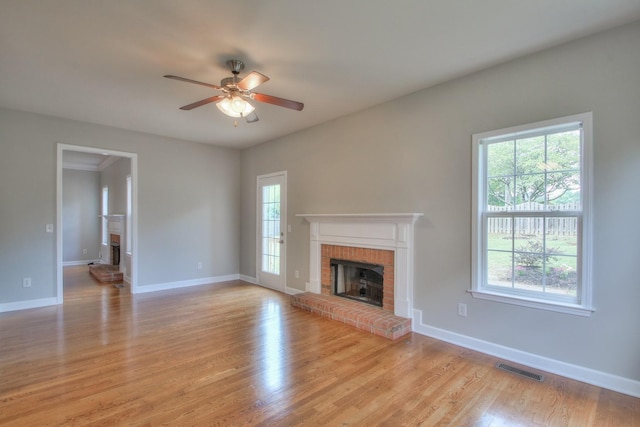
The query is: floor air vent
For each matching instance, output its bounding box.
[496,363,544,382]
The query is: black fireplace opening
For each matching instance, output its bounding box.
[330,258,383,307]
[111,241,120,266]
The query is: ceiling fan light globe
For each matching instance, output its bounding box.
[216,96,255,118]
[230,95,246,113]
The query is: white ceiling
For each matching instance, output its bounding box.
[2,1,640,149]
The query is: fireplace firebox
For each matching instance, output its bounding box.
[110,233,120,266]
[330,258,383,307]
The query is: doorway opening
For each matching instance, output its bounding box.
[56,144,138,303]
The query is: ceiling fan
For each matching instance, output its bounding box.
[164,60,304,124]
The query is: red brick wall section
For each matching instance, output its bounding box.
[321,245,395,312]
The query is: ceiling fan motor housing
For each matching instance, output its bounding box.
[220,77,237,89]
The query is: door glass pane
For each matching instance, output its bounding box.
[262,184,281,275]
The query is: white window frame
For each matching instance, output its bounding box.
[101,186,109,245]
[471,113,594,316]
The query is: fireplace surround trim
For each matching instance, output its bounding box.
[297,213,422,319]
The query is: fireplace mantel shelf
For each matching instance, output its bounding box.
[296,213,423,223]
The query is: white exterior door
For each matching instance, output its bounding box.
[257,172,286,292]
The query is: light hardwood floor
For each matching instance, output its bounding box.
[0,266,638,426]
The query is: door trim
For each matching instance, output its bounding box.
[256,171,287,292]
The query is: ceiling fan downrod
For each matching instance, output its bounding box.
[227,60,245,84]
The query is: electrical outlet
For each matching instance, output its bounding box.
[295,270,300,279]
[197,262,203,270]
[45,224,54,233]
[458,303,467,317]
[22,278,32,288]
[83,248,87,255]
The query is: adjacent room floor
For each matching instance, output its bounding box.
[0,266,637,425]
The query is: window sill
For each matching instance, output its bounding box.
[469,289,595,317]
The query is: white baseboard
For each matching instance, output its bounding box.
[240,273,304,296]
[239,274,257,284]
[412,309,640,398]
[0,297,58,313]
[63,259,101,266]
[285,286,305,295]
[240,275,302,295]
[133,274,241,294]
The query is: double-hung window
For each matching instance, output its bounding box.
[471,113,594,316]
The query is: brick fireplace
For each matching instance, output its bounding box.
[294,213,422,338]
[321,244,394,311]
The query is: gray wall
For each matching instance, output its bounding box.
[0,109,241,302]
[240,22,640,381]
[62,169,101,263]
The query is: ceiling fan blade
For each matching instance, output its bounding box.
[244,111,259,123]
[251,93,304,111]
[237,71,269,91]
[164,75,222,90]
[179,95,226,110]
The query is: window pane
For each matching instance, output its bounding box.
[514,173,546,207]
[547,171,580,208]
[514,263,543,292]
[547,130,580,171]
[487,250,512,288]
[514,216,544,237]
[487,219,513,250]
[545,255,577,296]
[513,136,545,208]
[514,237,544,266]
[487,140,514,178]
[515,136,545,175]
[487,177,515,209]
[545,217,578,256]
[514,236,544,291]
[261,183,281,275]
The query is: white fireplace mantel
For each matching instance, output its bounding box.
[297,213,422,319]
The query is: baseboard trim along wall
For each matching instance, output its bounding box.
[412,309,640,398]
[239,274,304,296]
[239,274,257,284]
[0,297,58,313]
[134,274,241,294]
[285,287,305,296]
[63,259,101,266]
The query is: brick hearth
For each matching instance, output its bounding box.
[291,292,411,340]
[89,264,123,283]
